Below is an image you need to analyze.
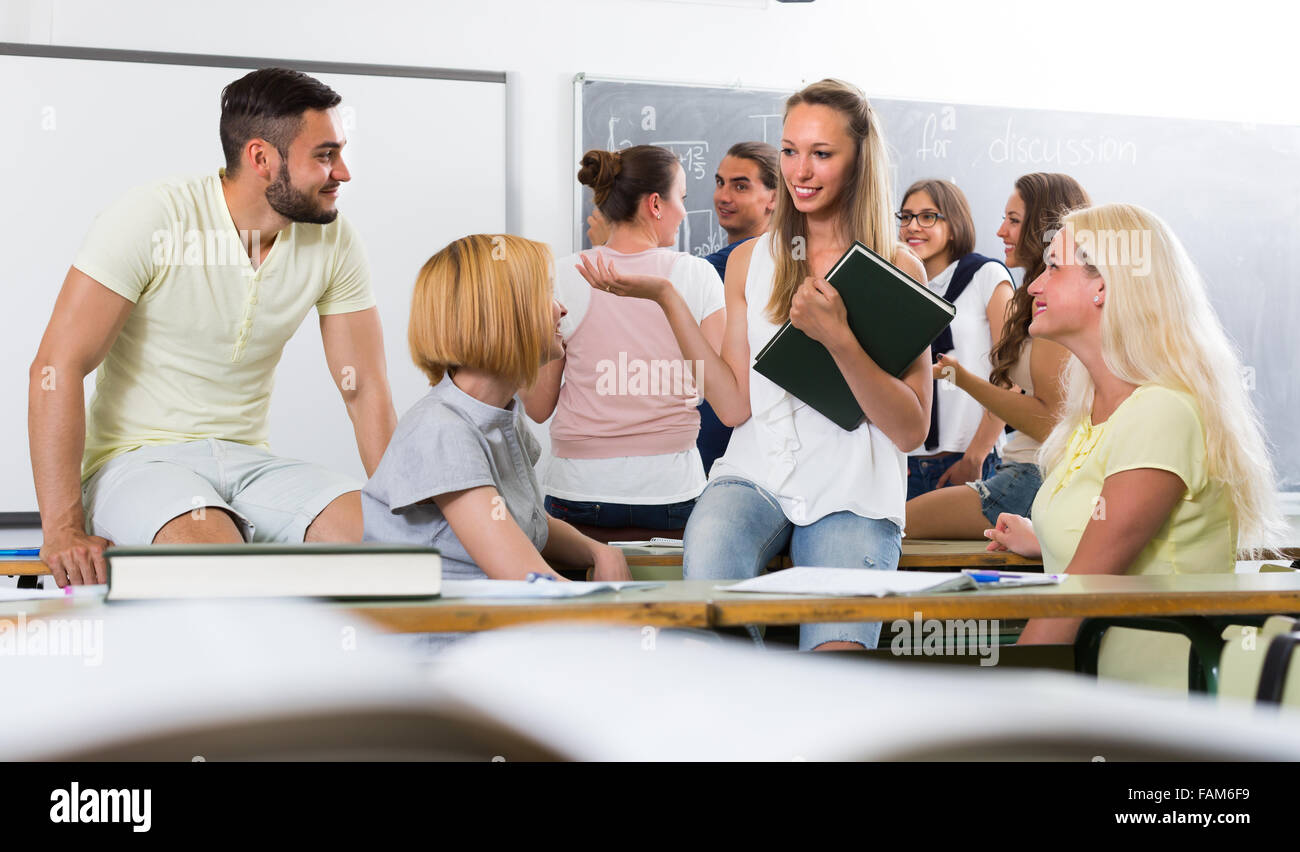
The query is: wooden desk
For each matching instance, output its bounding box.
[620,541,1300,570]
[344,573,1300,634]
[6,574,1300,637]
[620,539,1044,570]
[348,584,712,633]
[708,572,1300,627]
[8,544,1296,575]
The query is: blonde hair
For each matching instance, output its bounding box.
[408,234,554,389]
[765,79,896,324]
[1037,203,1284,555]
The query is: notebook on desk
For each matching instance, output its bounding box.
[720,566,1064,597]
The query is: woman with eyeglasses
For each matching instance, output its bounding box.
[905,173,1089,539]
[896,179,1013,503]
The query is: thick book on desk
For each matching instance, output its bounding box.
[752,241,955,431]
[104,543,441,601]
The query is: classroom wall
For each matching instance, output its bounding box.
[5,0,1298,257]
[5,0,1298,542]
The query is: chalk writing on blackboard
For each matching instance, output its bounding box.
[987,119,1138,166]
[747,113,783,144]
[687,208,726,257]
[606,114,633,150]
[656,140,711,180]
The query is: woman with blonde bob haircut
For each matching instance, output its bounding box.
[987,203,1285,644]
[582,79,932,651]
[362,234,631,583]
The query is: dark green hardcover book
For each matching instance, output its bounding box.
[752,241,955,431]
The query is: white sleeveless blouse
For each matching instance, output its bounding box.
[709,233,908,529]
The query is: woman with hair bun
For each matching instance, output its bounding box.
[523,146,725,535]
[581,80,931,651]
[986,203,1286,644]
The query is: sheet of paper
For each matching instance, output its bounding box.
[440,580,664,600]
[719,567,970,597]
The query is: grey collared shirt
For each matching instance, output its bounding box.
[362,377,549,579]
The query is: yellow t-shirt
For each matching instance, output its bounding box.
[73,173,374,480]
[1031,384,1235,575]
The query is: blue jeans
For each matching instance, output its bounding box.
[683,476,902,651]
[544,496,695,530]
[906,452,998,501]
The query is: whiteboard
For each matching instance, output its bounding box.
[0,45,507,520]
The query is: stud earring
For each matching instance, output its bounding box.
[1093,296,1101,304]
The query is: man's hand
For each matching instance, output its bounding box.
[40,529,112,587]
[936,452,985,488]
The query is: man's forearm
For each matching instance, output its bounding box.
[28,364,89,535]
[346,385,397,477]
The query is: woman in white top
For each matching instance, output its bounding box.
[905,173,1088,538]
[897,179,1013,499]
[524,146,725,533]
[579,79,930,651]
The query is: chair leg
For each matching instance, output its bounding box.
[1256,631,1300,704]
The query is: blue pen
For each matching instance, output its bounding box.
[0,548,41,558]
[967,572,1003,583]
[525,572,557,583]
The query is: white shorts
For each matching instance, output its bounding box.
[82,439,362,545]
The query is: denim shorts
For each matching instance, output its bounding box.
[82,439,362,545]
[906,452,998,501]
[966,461,1043,525]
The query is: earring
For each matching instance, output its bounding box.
[1093,296,1101,304]
[655,211,662,220]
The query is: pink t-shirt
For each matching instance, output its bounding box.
[550,246,723,462]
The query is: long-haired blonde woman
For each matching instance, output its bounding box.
[362,234,631,583]
[986,204,1285,644]
[579,79,931,651]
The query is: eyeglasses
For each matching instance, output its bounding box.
[895,211,945,227]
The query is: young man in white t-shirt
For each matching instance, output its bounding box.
[29,68,397,586]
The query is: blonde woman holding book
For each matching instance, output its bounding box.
[580,79,931,651]
[985,204,1285,644]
